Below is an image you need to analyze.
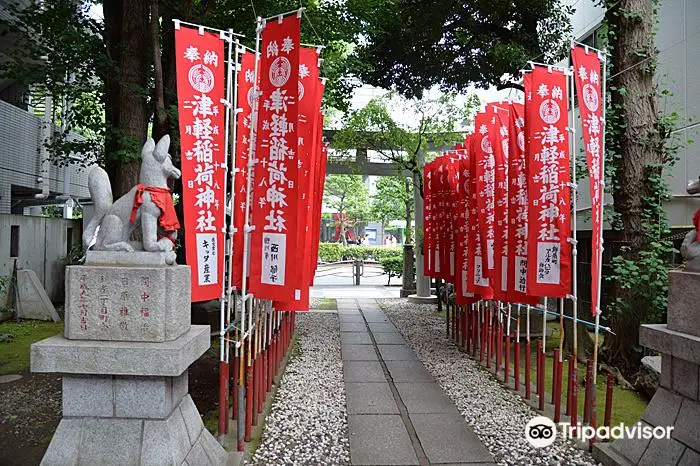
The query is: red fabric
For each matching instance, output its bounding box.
[467,132,494,299]
[474,111,495,279]
[423,161,434,276]
[525,65,572,298]
[249,14,302,302]
[572,46,604,315]
[130,184,181,232]
[175,26,226,302]
[694,208,700,237]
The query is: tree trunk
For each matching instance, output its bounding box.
[103,0,150,197]
[606,0,663,374]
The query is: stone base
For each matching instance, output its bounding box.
[667,270,700,337]
[407,294,438,304]
[400,288,416,298]
[593,323,700,465]
[41,394,227,465]
[86,250,174,267]
[64,264,191,342]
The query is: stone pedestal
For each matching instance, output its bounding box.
[593,270,700,466]
[31,256,227,465]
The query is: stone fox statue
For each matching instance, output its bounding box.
[83,135,181,264]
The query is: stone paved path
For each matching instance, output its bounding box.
[338,298,495,466]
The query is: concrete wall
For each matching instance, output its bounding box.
[565,0,700,229]
[0,100,90,214]
[0,213,82,303]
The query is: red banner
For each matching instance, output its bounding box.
[274,47,322,311]
[175,26,226,302]
[249,14,302,301]
[467,132,493,298]
[486,104,510,300]
[309,108,326,285]
[525,65,571,297]
[232,52,256,290]
[572,46,604,315]
[423,160,435,276]
[455,148,477,304]
[474,111,496,279]
[508,102,540,305]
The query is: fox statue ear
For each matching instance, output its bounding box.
[142,138,156,158]
[154,135,171,162]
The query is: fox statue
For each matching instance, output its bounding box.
[83,135,182,265]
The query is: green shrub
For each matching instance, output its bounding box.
[316,243,402,262]
[380,256,403,285]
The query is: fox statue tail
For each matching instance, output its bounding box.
[82,166,113,249]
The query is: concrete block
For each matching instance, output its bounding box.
[140,420,176,466]
[667,270,700,337]
[638,437,686,466]
[341,344,379,361]
[115,376,172,419]
[166,400,193,463]
[62,375,114,418]
[674,398,700,452]
[641,387,683,427]
[672,357,699,399]
[340,322,366,332]
[199,427,228,465]
[64,265,190,342]
[172,372,188,404]
[347,414,418,465]
[377,344,417,361]
[184,433,212,466]
[395,382,458,414]
[385,360,434,382]
[40,419,83,466]
[607,421,654,464]
[79,418,143,465]
[372,332,406,345]
[368,322,398,333]
[362,311,389,323]
[345,382,399,414]
[180,394,204,444]
[340,332,372,345]
[678,448,700,466]
[343,361,386,382]
[16,269,60,322]
[31,325,210,376]
[409,413,493,464]
[640,324,700,365]
[661,354,673,389]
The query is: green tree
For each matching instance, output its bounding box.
[371,175,413,243]
[351,0,573,97]
[323,175,369,246]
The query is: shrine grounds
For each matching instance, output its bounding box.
[0,296,649,465]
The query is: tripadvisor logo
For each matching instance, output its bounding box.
[525,415,675,448]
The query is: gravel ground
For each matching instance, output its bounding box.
[379,299,598,466]
[251,312,350,465]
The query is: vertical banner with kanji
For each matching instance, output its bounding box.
[175,25,226,302]
[525,66,571,298]
[274,47,321,311]
[467,133,493,298]
[249,13,301,302]
[474,111,496,279]
[423,161,434,276]
[508,102,540,305]
[232,51,256,290]
[487,104,510,300]
[572,46,604,315]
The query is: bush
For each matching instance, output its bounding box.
[317,243,402,262]
[380,256,403,285]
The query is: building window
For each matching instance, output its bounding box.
[10,225,19,258]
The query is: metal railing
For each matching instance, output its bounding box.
[315,259,386,285]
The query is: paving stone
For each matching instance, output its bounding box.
[673,397,700,452]
[372,332,406,345]
[409,413,494,464]
[368,322,399,333]
[347,414,419,465]
[638,437,686,466]
[341,344,379,361]
[678,447,700,466]
[340,332,373,345]
[641,387,683,427]
[385,360,434,382]
[362,312,389,323]
[344,361,386,382]
[340,322,367,332]
[338,314,365,323]
[377,344,417,361]
[395,382,458,414]
[345,382,399,414]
